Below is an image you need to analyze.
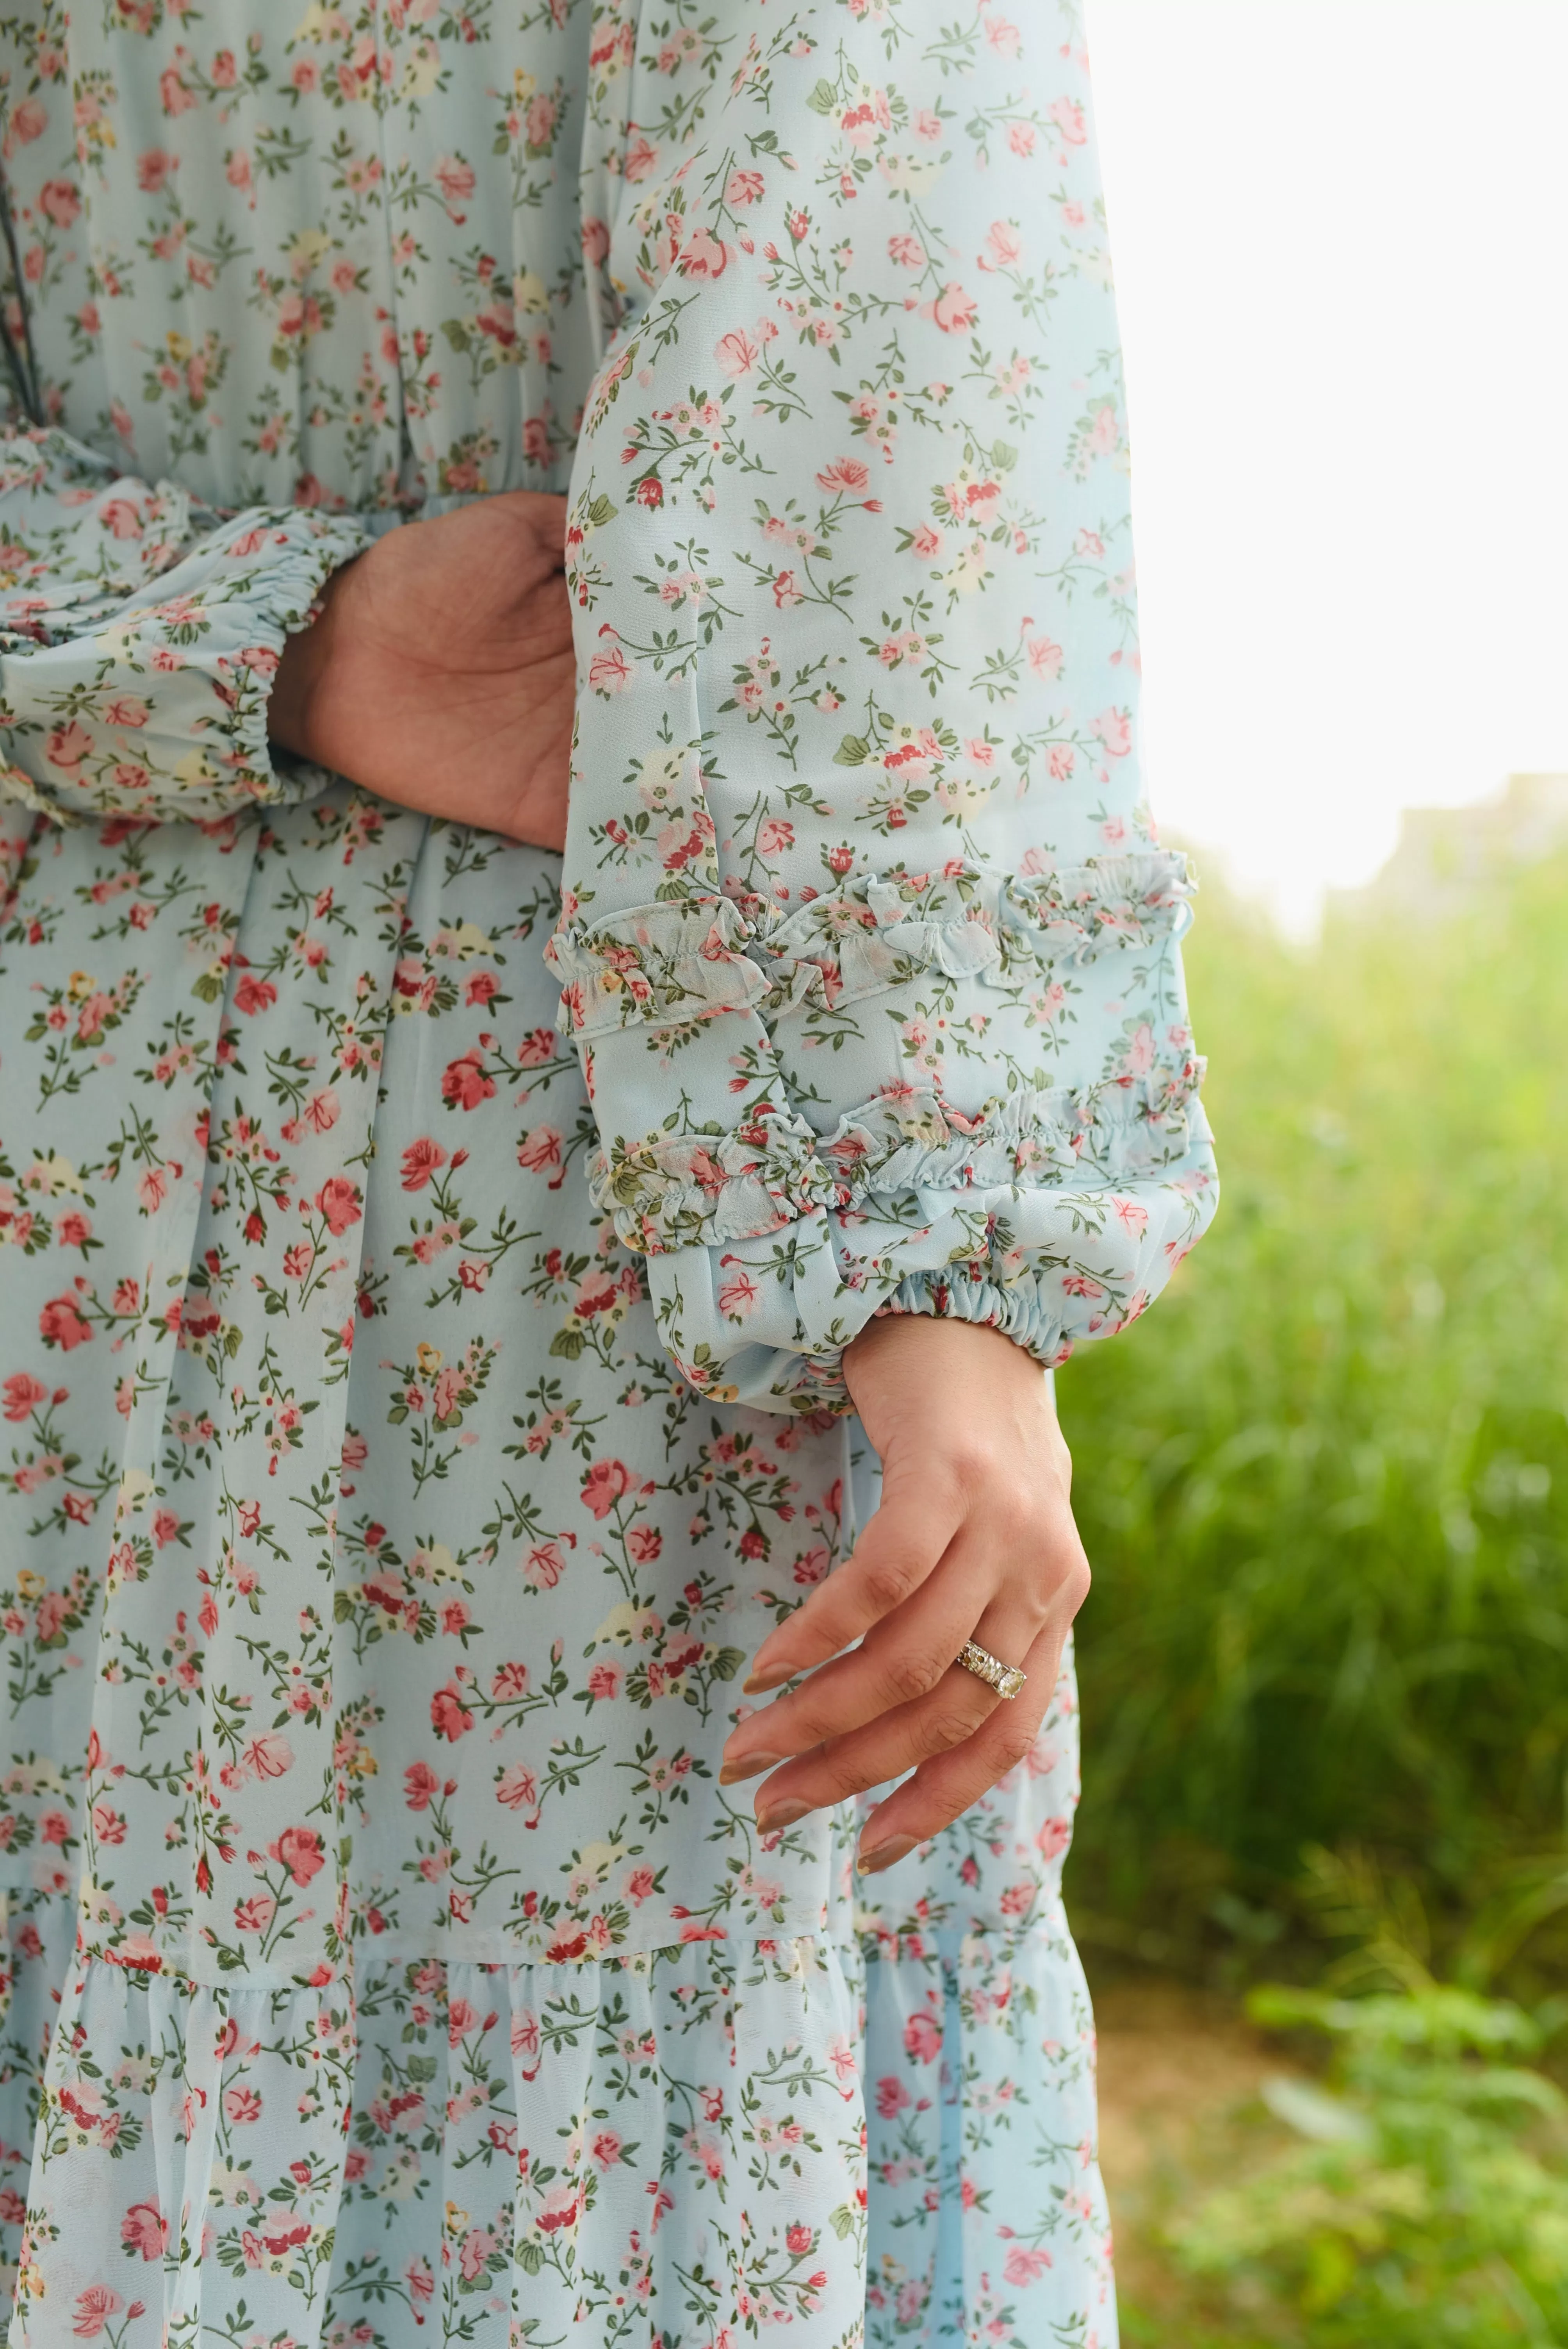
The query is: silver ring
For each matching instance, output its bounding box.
[956,1638,1027,1702]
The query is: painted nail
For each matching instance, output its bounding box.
[742,1661,796,1696]
[857,1833,918,1877]
[718,1750,786,1787]
[756,1796,812,1834]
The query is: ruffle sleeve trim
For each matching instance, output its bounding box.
[545,892,768,1037]
[589,1057,1205,1255]
[547,850,1193,1037]
[762,848,1194,1016]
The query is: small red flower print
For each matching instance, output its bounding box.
[2,1373,48,1421]
[232,973,277,1016]
[440,1048,496,1110]
[314,1176,362,1235]
[39,1295,93,1351]
[400,1136,448,1190]
[430,1683,474,1743]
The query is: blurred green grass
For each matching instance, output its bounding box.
[1060,849,1568,1997]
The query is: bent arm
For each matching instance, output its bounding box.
[554,0,1217,1412]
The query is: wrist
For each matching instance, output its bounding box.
[268,558,353,760]
[843,1309,1046,1419]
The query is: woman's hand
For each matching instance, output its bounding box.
[720,1315,1091,1874]
[269,492,574,849]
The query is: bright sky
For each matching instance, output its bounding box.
[1087,0,1568,927]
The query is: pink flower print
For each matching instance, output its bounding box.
[587,632,631,692]
[241,1732,292,1780]
[716,1262,760,1318]
[580,1459,636,1519]
[522,1540,568,1588]
[1047,96,1087,144]
[45,720,91,769]
[875,2075,910,2119]
[1120,1021,1156,1078]
[70,2287,123,2339]
[495,1764,539,1813]
[267,1824,325,1885]
[903,2008,942,2064]
[2,1373,48,1422]
[814,456,870,496]
[980,219,1022,271]
[430,1684,474,1743]
[1036,1815,1071,1862]
[120,2203,167,2261]
[1004,2244,1053,2285]
[39,1294,92,1351]
[314,1176,362,1235]
[678,226,729,280]
[400,1137,447,1191]
[517,1125,563,1185]
[924,283,978,335]
[432,155,477,219]
[440,1048,496,1110]
[715,328,759,378]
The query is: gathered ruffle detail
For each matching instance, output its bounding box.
[861,1914,1115,2336]
[12,1935,869,2349]
[761,847,1195,1016]
[549,850,1194,1039]
[546,892,771,1037]
[590,1057,1203,1255]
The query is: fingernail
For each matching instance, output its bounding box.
[718,1750,786,1787]
[857,1833,918,1877]
[757,1796,812,1834]
[742,1661,796,1696]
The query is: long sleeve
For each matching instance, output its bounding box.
[0,428,369,826]
[553,0,1219,1413]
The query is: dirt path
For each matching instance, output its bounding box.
[1094,1977,1287,2326]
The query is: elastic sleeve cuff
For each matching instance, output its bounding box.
[0,505,370,827]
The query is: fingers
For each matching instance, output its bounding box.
[853,1619,1071,1872]
[743,1466,964,1693]
[723,1529,1023,1776]
[742,1593,1044,1828]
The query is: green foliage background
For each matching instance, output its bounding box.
[1058,852,1568,1996]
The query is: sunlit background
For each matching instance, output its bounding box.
[1067,11,1568,2335]
[1088,0,1568,929]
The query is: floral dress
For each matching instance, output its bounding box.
[0,2,1214,2345]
